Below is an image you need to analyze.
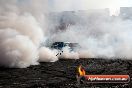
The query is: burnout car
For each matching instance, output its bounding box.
[51,42,80,52]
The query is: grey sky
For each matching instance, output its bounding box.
[48,0,132,12]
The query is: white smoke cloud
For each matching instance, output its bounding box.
[0,29,39,68]
[0,0,58,68]
[58,46,79,59]
[39,47,58,62]
[0,0,132,68]
[49,11,132,59]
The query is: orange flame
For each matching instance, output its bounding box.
[78,65,86,76]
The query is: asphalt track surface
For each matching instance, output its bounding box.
[0,58,132,88]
